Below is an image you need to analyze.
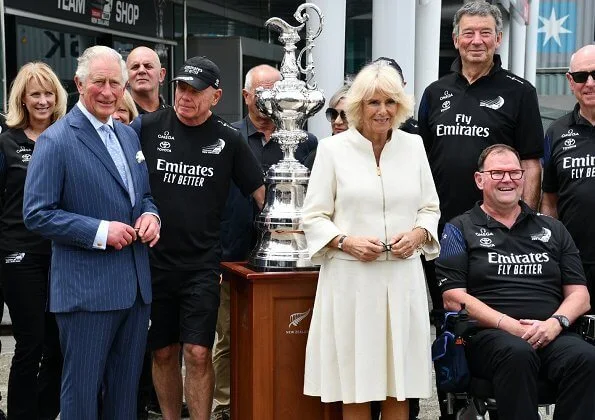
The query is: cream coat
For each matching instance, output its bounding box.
[302,127,440,402]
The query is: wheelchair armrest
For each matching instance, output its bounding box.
[572,314,595,343]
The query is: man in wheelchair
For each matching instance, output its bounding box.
[435,144,595,420]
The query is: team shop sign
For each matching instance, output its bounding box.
[7,0,173,39]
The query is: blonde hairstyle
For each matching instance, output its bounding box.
[345,62,414,131]
[120,90,139,122]
[6,62,67,129]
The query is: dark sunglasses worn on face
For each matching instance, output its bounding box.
[480,169,525,180]
[569,70,595,84]
[325,107,347,123]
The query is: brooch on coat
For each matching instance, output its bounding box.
[136,151,145,163]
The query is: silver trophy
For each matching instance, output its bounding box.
[248,3,325,271]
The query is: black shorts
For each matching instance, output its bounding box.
[148,266,220,350]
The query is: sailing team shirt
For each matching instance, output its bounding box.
[543,103,595,264]
[436,202,585,321]
[132,108,263,270]
[418,55,543,225]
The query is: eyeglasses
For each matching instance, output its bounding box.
[325,107,347,123]
[480,169,525,180]
[569,70,595,84]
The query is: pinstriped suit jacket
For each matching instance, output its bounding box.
[23,105,157,313]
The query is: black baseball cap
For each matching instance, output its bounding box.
[374,57,405,83]
[171,56,221,91]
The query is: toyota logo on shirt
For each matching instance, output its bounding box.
[479,238,495,248]
[157,141,172,153]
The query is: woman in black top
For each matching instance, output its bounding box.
[0,62,67,419]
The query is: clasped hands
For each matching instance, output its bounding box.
[512,318,563,349]
[107,214,161,250]
[339,229,426,262]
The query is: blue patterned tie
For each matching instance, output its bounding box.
[100,124,135,206]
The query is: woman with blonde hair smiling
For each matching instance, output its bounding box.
[113,90,139,124]
[302,61,440,419]
[0,61,66,419]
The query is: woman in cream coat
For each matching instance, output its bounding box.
[302,61,440,420]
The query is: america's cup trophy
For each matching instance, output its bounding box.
[248,3,325,271]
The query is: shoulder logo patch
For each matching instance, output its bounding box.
[531,228,551,243]
[202,139,226,154]
[479,96,505,110]
[505,74,525,85]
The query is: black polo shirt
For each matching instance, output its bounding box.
[0,128,50,254]
[132,108,263,270]
[543,103,595,264]
[436,202,585,321]
[133,96,170,115]
[418,55,544,225]
[244,117,316,174]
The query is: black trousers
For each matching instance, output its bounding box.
[467,328,595,420]
[1,252,62,420]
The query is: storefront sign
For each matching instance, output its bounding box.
[6,0,173,40]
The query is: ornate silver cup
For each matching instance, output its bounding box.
[248,3,325,271]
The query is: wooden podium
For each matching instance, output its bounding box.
[221,262,342,420]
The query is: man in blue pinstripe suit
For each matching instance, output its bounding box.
[23,46,160,420]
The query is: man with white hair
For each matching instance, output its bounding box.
[23,45,160,419]
[541,44,595,312]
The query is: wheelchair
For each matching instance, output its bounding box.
[432,309,595,420]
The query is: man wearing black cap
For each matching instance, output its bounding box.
[131,56,265,420]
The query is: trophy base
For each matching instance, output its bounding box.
[248,230,317,272]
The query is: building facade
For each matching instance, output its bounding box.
[0,0,593,134]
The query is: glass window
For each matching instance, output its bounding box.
[16,23,96,109]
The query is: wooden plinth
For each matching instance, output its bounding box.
[222,262,342,420]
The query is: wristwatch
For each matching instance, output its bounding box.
[337,235,347,250]
[551,314,570,330]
